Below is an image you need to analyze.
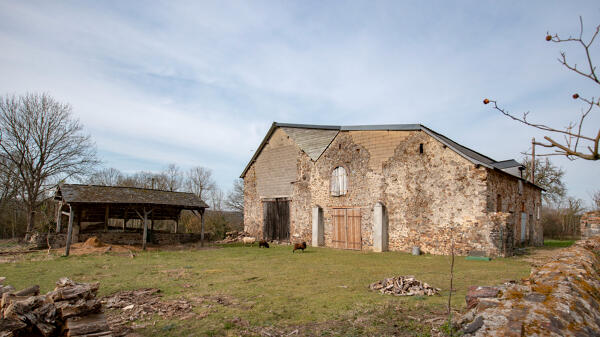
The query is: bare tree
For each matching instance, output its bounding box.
[209,188,224,212]
[0,93,98,239]
[88,167,123,186]
[185,166,215,201]
[521,157,566,204]
[161,164,182,192]
[484,17,599,161]
[225,179,244,213]
[591,189,600,210]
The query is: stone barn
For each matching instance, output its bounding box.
[241,123,543,256]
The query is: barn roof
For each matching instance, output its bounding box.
[55,184,209,210]
[240,122,542,190]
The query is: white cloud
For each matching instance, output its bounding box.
[0,0,598,201]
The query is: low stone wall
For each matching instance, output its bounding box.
[30,231,205,249]
[458,237,600,336]
[78,232,204,246]
[581,211,600,239]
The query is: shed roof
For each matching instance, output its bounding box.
[55,184,209,210]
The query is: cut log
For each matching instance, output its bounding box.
[56,299,101,318]
[65,313,110,336]
[70,331,113,337]
[14,285,40,297]
[49,282,99,302]
[0,317,27,333]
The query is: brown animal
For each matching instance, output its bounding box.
[293,241,307,253]
[259,240,270,248]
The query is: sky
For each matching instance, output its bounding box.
[0,1,599,206]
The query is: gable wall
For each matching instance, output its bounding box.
[243,128,303,237]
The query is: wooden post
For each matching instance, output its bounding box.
[174,211,180,234]
[200,209,205,247]
[56,202,62,233]
[142,209,148,251]
[65,207,74,256]
[104,205,109,232]
[531,138,535,184]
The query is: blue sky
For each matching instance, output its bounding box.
[0,1,599,206]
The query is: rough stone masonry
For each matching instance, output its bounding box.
[458,236,600,336]
[242,123,543,256]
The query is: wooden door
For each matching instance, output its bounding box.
[332,208,361,250]
[263,199,290,241]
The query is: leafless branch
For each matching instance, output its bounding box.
[484,18,600,161]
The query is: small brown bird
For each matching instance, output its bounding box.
[293,241,307,253]
[259,240,270,248]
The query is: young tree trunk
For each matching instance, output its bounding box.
[24,202,35,241]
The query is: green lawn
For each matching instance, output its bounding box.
[0,244,530,336]
[543,239,575,248]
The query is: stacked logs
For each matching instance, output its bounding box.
[369,276,440,296]
[0,277,112,337]
[217,231,250,243]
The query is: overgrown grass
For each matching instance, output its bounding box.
[0,244,530,336]
[543,239,575,248]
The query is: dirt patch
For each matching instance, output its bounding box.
[83,236,104,248]
[101,289,200,336]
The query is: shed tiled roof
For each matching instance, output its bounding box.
[55,184,209,209]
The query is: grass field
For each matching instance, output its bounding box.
[543,239,575,248]
[0,243,531,336]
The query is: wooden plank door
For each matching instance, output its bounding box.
[347,208,362,250]
[332,208,361,250]
[263,199,290,241]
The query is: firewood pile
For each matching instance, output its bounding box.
[0,277,112,337]
[102,288,196,336]
[217,231,250,243]
[369,276,440,296]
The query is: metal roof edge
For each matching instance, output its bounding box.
[418,126,494,169]
[240,122,279,178]
[341,124,422,131]
[275,122,341,130]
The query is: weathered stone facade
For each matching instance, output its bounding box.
[581,211,600,239]
[242,124,543,256]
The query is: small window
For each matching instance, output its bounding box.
[496,194,502,212]
[419,143,424,154]
[331,166,348,196]
[537,204,541,220]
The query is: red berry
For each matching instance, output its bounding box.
[483,98,490,104]
[546,35,552,41]
[572,93,579,99]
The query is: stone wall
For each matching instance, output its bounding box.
[244,127,542,256]
[581,211,600,239]
[486,169,543,247]
[458,237,600,336]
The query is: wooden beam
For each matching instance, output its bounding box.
[65,207,74,256]
[191,210,204,246]
[200,209,205,248]
[104,205,109,233]
[56,202,62,233]
[174,212,179,234]
[142,208,149,251]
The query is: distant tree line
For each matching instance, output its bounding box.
[522,156,597,239]
[0,92,243,240]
